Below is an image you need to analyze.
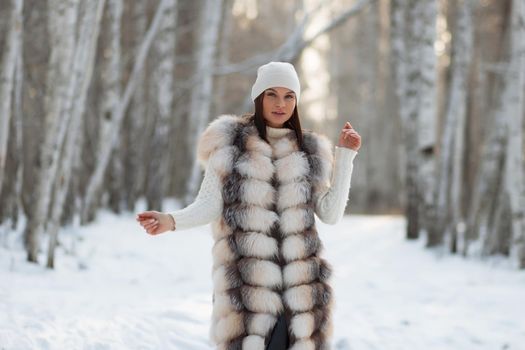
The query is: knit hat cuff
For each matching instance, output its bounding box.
[250,62,301,102]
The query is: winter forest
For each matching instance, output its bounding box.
[1,0,525,349]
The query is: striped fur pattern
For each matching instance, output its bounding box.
[197,114,335,350]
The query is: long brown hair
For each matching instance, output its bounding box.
[250,92,304,149]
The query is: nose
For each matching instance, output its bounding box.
[275,96,285,108]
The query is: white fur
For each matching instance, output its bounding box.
[238,232,278,259]
[236,152,274,181]
[238,205,279,233]
[205,116,336,347]
[241,179,275,208]
[282,234,306,261]
[284,285,314,312]
[212,292,235,319]
[272,136,298,159]
[212,266,233,292]
[246,133,273,158]
[280,207,307,235]
[212,238,236,267]
[214,311,244,343]
[290,312,315,339]
[247,313,277,336]
[241,259,282,288]
[289,339,315,350]
[315,133,334,163]
[277,180,310,211]
[211,218,233,241]
[242,335,266,350]
[283,260,313,288]
[197,114,239,168]
[208,146,237,177]
[275,151,309,183]
[243,286,283,314]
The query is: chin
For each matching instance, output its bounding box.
[265,116,292,128]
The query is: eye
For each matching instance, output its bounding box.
[265,91,276,96]
[285,95,294,99]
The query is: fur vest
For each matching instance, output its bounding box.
[197,114,335,350]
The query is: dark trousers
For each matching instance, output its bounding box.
[266,314,289,350]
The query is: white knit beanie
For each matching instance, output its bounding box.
[251,61,301,103]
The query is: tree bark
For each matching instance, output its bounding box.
[505,0,525,268]
[413,0,438,246]
[0,0,23,199]
[465,83,507,257]
[185,0,223,203]
[24,0,79,263]
[431,0,472,251]
[146,0,177,211]
[46,0,105,269]
[99,0,124,214]
[123,0,148,211]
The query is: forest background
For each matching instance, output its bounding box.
[0,0,524,270]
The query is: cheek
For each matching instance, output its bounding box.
[262,100,273,117]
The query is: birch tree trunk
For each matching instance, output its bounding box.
[401,0,425,239]
[0,0,23,199]
[414,0,438,246]
[123,0,148,211]
[464,85,507,257]
[99,0,123,214]
[504,0,525,268]
[391,0,438,241]
[431,0,472,251]
[81,0,168,223]
[11,42,24,228]
[185,0,223,203]
[213,0,233,116]
[390,0,409,214]
[24,0,79,263]
[146,0,177,211]
[46,0,105,268]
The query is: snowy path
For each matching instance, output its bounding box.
[1,208,524,350]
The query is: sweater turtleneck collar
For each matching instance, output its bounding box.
[266,125,293,138]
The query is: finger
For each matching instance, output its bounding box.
[344,122,353,129]
[138,211,157,219]
[137,214,152,221]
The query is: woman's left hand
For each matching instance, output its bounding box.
[338,121,361,151]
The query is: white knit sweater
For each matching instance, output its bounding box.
[169,126,358,230]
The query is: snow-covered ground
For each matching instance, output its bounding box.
[1,201,524,350]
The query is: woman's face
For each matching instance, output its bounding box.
[262,87,296,128]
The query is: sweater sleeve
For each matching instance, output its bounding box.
[168,162,223,231]
[315,146,358,224]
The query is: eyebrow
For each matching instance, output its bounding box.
[266,88,295,95]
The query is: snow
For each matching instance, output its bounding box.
[1,202,524,350]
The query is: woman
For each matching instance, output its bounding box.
[137,61,361,350]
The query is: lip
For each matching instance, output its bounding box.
[272,112,286,116]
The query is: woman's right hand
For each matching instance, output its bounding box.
[136,211,176,235]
